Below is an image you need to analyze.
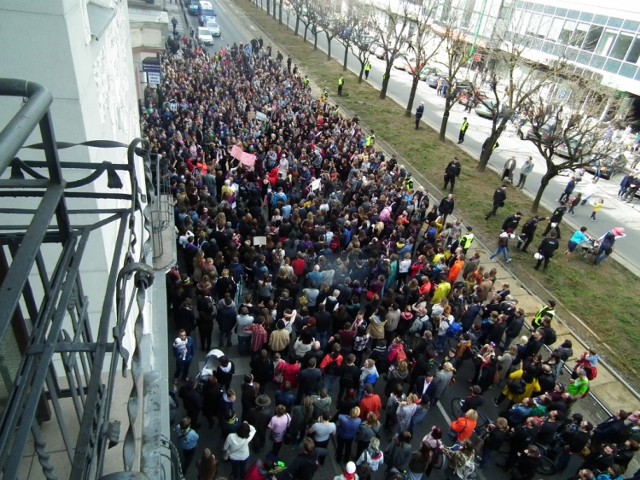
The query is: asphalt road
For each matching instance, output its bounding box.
[171,336,609,480]
[240,1,640,275]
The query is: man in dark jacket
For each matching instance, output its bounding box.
[516,216,543,253]
[283,437,319,480]
[558,176,576,204]
[502,211,523,233]
[415,102,424,129]
[443,157,462,192]
[179,378,203,428]
[296,357,323,404]
[245,395,274,452]
[535,232,560,271]
[485,186,507,219]
[438,194,455,224]
[542,204,567,239]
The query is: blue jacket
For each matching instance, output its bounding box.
[175,426,199,450]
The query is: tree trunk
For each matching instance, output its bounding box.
[358,64,364,82]
[304,24,309,42]
[272,0,276,19]
[313,31,318,50]
[405,77,419,117]
[327,38,332,60]
[379,67,391,99]
[439,98,453,141]
[532,171,555,213]
[343,45,349,71]
[477,121,507,171]
[266,0,270,14]
[279,1,282,24]
[295,16,300,36]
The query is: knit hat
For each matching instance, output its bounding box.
[346,461,356,474]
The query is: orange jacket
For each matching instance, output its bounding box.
[450,417,477,442]
[448,260,465,283]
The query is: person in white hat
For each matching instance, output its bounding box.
[334,460,359,480]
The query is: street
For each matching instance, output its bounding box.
[239,1,640,275]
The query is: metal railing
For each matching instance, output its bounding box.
[0,78,171,479]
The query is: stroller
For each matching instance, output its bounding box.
[579,238,599,260]
[195,348,225,389]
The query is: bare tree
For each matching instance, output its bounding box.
[437,27,469,141]
[371,1,411,100]
[336,1,366,71]
[290,0,306,37]
[316,0,341,61]
[519,74,625,212]
[475,25,569,170]
[403,6,444,117]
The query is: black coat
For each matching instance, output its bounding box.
[493,188,507,207]
[538,237,560,257]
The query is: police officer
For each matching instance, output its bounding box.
[338,75,344,96]
[364,62,371,80]
[365,130,375,148]
[458,117,469,143]
[415,102,424,130]
[443,157,461,192]
[404,173,414,191]
[535,232,560,271]
[460,227,475,255]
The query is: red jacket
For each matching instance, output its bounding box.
[359,393,382,420]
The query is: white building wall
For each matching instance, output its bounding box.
[0,0,144,372]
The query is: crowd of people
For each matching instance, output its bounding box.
[146,35,640,480]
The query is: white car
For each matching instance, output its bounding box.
[206,20,221,37]
[197,26,214,45]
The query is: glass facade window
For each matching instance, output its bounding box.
[548,18,564,42]
[570,23,590,48]
[627,37,640,64]
[583,26,603,52]
[607,17,623,28]
[620,63,637,78]
[560,20,576,45]
[590,55,606,69]
[611,34,633,61]
[595,30,617,56]
[604,58,621,74]
[593,15,608,26]
[579,12,594,22]
[623,20,639,32]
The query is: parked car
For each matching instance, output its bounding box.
[518,119,557,143]
[452,79,473,96]
[426,70,445,88]
[475,100,497,119]
[393,56,411,70]
[555,137,584,159]
[584,153,627,180]
[197,26,214,45]
[188,0,199,15]
[206,20,221,37]
[459,89,489,108]
[373,46,385,59]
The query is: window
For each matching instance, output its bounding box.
[611,34,633,60]
[626,37,640,64]
[607,17,623,28]
[590,55,606,69]
[536,15,552,38]
[604,58,621,74]
[559,21,576,45]
[547,17,564,42]
[595,30,617,56]
[583,26,603,52]
[526,13,542,37]
[569,23,589,48]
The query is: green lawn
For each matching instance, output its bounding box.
[234,1,640,382]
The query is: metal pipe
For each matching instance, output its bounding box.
[0,79,52,177]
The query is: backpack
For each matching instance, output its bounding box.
[446,321,463,338]
[324,356,339,376]
[329,235,340,252]
[543,327,557,346]
[508,379,526,395]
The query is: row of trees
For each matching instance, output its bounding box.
[253,0,627,213]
